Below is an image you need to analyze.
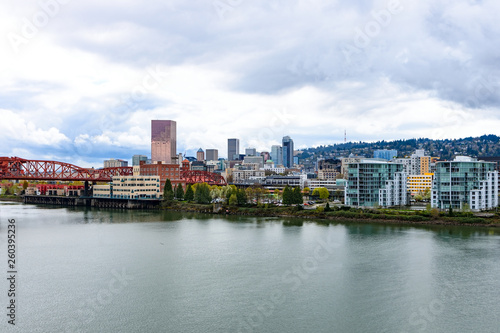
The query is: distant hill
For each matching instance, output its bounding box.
[298,134,500,161]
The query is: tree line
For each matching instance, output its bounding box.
[162,180,332,206]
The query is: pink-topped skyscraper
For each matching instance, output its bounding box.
[151,120,177,163]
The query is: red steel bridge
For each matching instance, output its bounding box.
[0,157,133,182]
[0,157,226,186]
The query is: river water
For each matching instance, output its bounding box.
[0,201,499,333]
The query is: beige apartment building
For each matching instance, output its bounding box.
[93,176,162,199]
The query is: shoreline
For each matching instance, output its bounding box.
[3,196,500,228]
[0,196,23,202]
[164,202,500,229]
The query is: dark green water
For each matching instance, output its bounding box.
[0,201,499,333]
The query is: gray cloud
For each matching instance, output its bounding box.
[1,0,500,164]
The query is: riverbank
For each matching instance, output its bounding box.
[0,196,23,202]
[4,196,499,228]
[163,201,500,228]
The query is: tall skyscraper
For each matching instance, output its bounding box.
[282,136,294,168]
[228,138,240,161]
[245,148,257,156]
[271,145,282,166]
[151,120,176,163]
[206,149,219,162]
[197,148,205,162]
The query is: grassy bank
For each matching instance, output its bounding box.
[0,195,23,202]
[160,201,500,227]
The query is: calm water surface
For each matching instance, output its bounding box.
[0,201,499,333]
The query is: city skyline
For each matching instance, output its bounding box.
[1,1,500,167]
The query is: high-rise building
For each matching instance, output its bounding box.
[104,159,128,168]
[345,160,407,207]
[243,155,264,168]
[341,156,364,177]
[197,148,205,162]
[373,149,398,161]
[282,136,294,168]
[245,148,257,156]
[480,156,500,172]
[431,156,498,211]
[410,149,425,175]
[393,150,431,175]
[271,145,282,166]
[151,120,176,163]
[206,149,219,162]
[228,138,240,161]
[261,151,270,162]
[420,156,431,174]
[132,155,148,166]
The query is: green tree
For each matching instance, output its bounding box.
[184,184,194,202]
[210,186,223,202]
[246,185,265,204]
[175,184,184,201]
[236,188,247,206]
[222,185,236,204]
[163,179,174,202]
[282,185,292,205]
[293,187,303,205]
[423,188,431,201]
[245,187,255,204]
[10,184,20,195]
[195,183,211,204]
[303,187,310,198]
[325,202,331,212]
[273,189,281,201]
[229,193,238,206]
[22,180,29,190]
[312,187,329,201]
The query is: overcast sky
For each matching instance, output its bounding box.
[1,0,500,167]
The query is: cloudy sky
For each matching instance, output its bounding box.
[1,0,499,167]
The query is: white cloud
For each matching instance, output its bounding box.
[0,109,70,147]
[0,0,499,164]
